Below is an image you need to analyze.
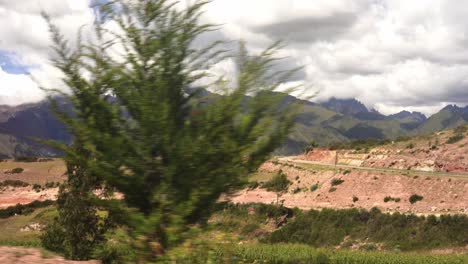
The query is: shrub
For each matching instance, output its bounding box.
[343,170,351,175]
[447,134,464,144]
[262,171,291,193]
[328,187,337,192]
[33,184,42,192]
[384,196,400,203]
[265,207,468,251]
[38,158,54,162]
[0,200,54,218]
[310,184,319,192]
[406,143,414,149]
[409,194,423,204]
[360,243,378,251]
[292,187,301,194]
[454,124,467,134]
[352,196,359,202]
[241,223,260,235]
[45,182,60,188]
[331,179,344,186]
[0,180,29,187]
[247,181,259,190]
[11,167,24,174]
[14,156,38,162]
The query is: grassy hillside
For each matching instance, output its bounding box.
[416,109,467,135]
[0,95,465,157]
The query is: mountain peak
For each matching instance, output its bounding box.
[321,97,368,115]
[390,111,426,122]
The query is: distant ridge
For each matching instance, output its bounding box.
[0,94,465,157]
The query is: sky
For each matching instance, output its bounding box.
[0,0,468,115]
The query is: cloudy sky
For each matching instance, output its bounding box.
[1,0,468,115]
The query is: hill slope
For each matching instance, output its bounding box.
[0,94,465,157]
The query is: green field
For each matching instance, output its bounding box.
[0,202,467,263]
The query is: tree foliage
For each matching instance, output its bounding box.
[42,0,299,261]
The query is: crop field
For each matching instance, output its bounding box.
[210,244,468,264]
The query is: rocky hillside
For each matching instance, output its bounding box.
[301,125,468,173]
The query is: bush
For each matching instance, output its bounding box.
[328,187,337,192]
[0,180,29,187]
[247,181,259,190]
[241,223,260,235]
[265,207,468,251]
[331,179,344,186]
[310,184,319,192]
[262,171,291,193]
[360,243,378,251]
[406,143,414,149]
[0,200,54,218]
[11,167,24,174]
[14,156,38,162]
[384,196,400,203]
[409,194,423,204]
[447,134,464,144]
[33,184,42,192]
[45,182,60,188]
[41,221,66,254]
[292,187,301,194]
[454,125,467,134]
[327,139,390,150]
[353,196,359,202]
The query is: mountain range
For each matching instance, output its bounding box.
[0,95,466,157]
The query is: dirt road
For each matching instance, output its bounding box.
[279,157,468,179]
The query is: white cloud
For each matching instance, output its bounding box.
[1,0,468,115]
[0,66,44,105]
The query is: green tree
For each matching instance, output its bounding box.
[263,170,291,206]
[42,0,299,261]
[303,140,319,153]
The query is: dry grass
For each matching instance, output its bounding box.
[0,159,65,185]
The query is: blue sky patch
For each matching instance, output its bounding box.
[0,50,32,75]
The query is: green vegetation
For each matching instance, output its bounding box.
[262,171,291,193]
[454,124,467,134]
[303,140,319,153]
[406,143,414,149]
[0,200,54,219]
[14,156,39,162]
[42,0,298,261]
[447,134,465,144]
[0,180,29,187]
[409,194,424,204]
[32,184,42,192]
[211,244,468,264]
[44,181,59,188]
[310,183,319,192]
[262,171,291,209]
[328,139,390,151]
[11,167,24,174]
[265,207,468,251]
[0,206,57,248]
[384,196,400,203]
[331,179,344,186]
[353,196,359,202]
